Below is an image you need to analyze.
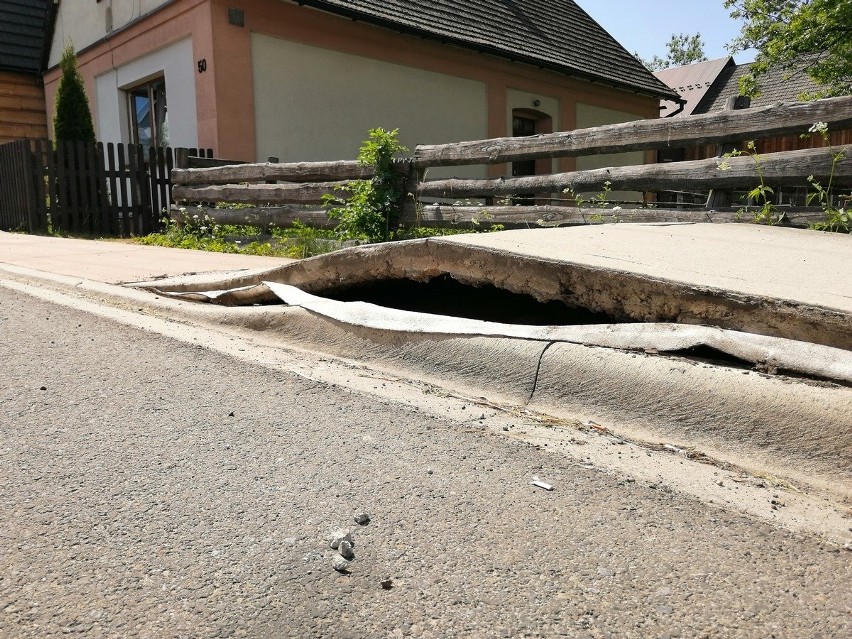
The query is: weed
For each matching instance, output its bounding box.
[802,123,850,234]
[323,128,408,243]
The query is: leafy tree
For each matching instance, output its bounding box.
[639,33,708,71]
[725,0,852,98]
[53,43,96,142]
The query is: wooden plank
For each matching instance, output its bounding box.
[21,140,37,233]
[105,142,119,235]
[185,156,248,169]
[155,146,168,224]
[85,141,101,234]
[170,205,335,229]
[94,142,109,234]
[171,160,374,185]
[55,141,70,232]
[163,146,175,229]
[135,145,152,235]
[117,144,131,236]
[404,204,829,228]
[71,142,85,232]
[146,146,160,233]
[121,144,139,237]
[45,140,58,232]
[32,139,48,233]
[172,181,350,205]
[413,96,852,167]
[417,147,852,199]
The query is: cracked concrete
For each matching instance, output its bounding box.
[146,224,852,350]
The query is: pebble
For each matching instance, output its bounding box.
[338,540,355,560]
[330,529,353,550]
[354,513,371,525]
[332,555,351,573]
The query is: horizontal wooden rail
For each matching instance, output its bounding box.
[418,147,852,199]
[172,160,374,186]
[172,181,349,205]
[172,205,335,229]
[411,205,828,228]
[413,96,852,167]
[172,202,828,230]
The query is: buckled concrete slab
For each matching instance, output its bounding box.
[147,223,852,350]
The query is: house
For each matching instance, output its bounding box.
[0,0,55,145]
[655,56,852,161]
[42,0,678,180]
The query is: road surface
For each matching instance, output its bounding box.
[1,287,850,638]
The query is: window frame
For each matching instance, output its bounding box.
[127,76,168,148]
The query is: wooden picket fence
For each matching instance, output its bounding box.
[171,96,852,229]
[0,140,212,235]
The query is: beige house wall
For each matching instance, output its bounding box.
[251,34,487,177]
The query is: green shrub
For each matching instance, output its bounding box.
[323,128,408,243]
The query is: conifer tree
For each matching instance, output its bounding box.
[53,44,96,142]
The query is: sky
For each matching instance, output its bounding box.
[574,0,756,65]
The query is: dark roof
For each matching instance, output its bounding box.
[0,0,52,74]
[695,58,828,113]
[291,0,680,101]
[654,57,736,117]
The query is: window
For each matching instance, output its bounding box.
[128,78,168,147]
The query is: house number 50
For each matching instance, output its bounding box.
[197,59,207,73]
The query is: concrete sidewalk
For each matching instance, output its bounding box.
[0,231,293,284]
[443,223,852,313]
[3,225,850,311]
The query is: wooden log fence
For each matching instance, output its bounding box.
[412,96,852,167]
[417,147,852,200]
[169,96,852,229]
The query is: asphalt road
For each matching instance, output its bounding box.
[1,287,850,638]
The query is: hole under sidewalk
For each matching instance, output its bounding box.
[314,274,617,326]
[307,275,805,376]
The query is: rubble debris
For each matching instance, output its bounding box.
[332,555,351,573]
[339,540,355,560]
[531,476,554,491]
[330,529,353,550]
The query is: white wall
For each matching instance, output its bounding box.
[251,34,488,178]
[94,38,198,147]
[49,0,172,67]
[576,103,646,201]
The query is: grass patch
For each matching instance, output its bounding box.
[136,210,504,259]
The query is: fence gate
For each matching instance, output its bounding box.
[0,140,212,235]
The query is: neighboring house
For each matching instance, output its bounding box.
[42,0,678,180]
[655,56,852,161]
[0,0,55,145]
